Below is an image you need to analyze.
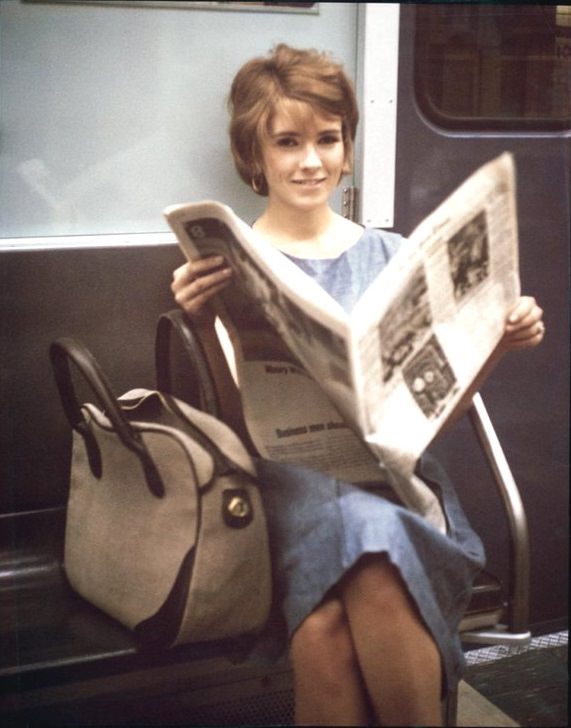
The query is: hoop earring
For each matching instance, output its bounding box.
[251,174,264,194]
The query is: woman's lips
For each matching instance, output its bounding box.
[293,178,326,186]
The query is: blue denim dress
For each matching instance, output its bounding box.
[255,229,486,694]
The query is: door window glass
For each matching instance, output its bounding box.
[415,4,571,130]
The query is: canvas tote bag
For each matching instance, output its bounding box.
[50,337,271,647]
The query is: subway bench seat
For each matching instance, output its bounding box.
[0,508,294,725]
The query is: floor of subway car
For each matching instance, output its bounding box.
[460,630,568,727]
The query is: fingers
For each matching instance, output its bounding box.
[171,256,232,318]
[503,295,545,350]
[506,295,542,328]
[504,322,545,349]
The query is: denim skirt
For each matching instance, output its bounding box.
[254,452,485,694]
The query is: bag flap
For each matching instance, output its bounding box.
[120,388,256,477]
[84,387,256,483]
[83,395,214,486]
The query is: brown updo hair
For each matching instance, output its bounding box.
[228,44,359,196]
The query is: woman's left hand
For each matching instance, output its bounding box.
[501,295,545,351]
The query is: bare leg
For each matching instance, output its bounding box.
[290,596,371,726]
[341,553,443,727]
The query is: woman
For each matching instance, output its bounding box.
[172,45,544,726]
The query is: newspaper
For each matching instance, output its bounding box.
[164,153,520,530]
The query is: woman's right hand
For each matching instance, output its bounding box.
[171,256,233,321]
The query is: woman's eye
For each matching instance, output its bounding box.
[276,137,297,148]
[320,135,341,145]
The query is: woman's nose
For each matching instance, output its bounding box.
[300,144,321,169]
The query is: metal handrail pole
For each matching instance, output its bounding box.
[467,393,530,632]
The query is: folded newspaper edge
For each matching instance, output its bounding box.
[164,152,520,532]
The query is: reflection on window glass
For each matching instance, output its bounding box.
[415,4,571,129]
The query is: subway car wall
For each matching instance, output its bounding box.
[394,4,569,633]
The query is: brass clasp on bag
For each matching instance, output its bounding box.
[223,488,254,528]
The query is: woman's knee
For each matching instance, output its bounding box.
[293,596,347,647]
[291,597,358,674]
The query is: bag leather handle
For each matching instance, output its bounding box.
[155,310,256,453]
[155,310,220,417]
[50,337,165,498]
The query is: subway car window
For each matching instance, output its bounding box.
[414,4,571,130]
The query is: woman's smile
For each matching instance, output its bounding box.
[292,177,327,186]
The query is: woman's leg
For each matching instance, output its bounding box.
[290,596,371,726]
[341,553,444,727]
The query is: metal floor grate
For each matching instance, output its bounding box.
[465,630,568,666]
[179,688,295,726]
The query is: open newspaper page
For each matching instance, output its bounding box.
[350,153,520,480]
[164,152,519,528]
[232,351,387,484]
[164,202,385,484]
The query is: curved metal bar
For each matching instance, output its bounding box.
[467,393,530,634]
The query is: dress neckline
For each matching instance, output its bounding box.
[281,225,368,263]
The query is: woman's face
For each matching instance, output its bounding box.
[259,100,346,213]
